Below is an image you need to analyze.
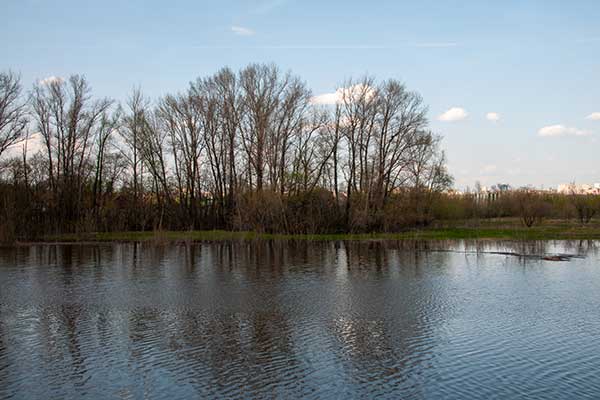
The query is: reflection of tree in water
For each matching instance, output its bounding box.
[18,245,96,394]
[560,239,598,256]
[58,304,89,384]
[116,241,311,397]
[200,242,305,397]
[0,320,8,396]
[325,240,453,397]
[2,239,598,397]
[126,306,164,395]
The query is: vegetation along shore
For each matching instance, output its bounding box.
[36,219,600,243]
[1,66,599,243]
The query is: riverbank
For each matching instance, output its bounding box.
[34,218,600,243]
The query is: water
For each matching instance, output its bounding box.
[1,240,599,399]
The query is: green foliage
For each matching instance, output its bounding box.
[43,218,600,243]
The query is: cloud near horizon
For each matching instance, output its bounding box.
[3,132,45,158]
[538,124,591,137]
[39,76,63,86]
[438,107,468,122]
[586,112,600,120]
[311,84,375,105]
[231,26,255,36]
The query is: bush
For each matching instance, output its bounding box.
[512,190,552,227]
[285,188,342,234]
[234,190,286,233]
[570,194,599,224]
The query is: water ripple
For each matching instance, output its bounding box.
[1,240,600,399]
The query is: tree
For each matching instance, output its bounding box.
[119,88,149,229]
[0,63,457,239]
[158,91,204,228]
[137,109,172,229]
[0,71,28,159]
[514,190,550,228]
[570,192,598,224]
[238,64,310,192]
[31,75,112,230]
[92,108,121,222]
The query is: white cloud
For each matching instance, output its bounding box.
[3,132,45,158]
[231,26,255,36]
[438,107,468,122]
[586,112,600,121]
[486,112,500,122]
[311,84,375,105]
[538,124,591,137]
[311,92,338,105]
[39,76,63,86]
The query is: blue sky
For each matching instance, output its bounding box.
[2,0,600,189]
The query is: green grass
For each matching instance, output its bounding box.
[38,218,600,243]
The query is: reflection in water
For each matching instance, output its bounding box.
[1,240,600,399]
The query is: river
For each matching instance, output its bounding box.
[0,240,599,399]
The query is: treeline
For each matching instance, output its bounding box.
[0,65,453,240]
[435,190,600,227]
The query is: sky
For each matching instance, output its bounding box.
[2,0,600,190]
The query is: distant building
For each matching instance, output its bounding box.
[557,183,600,195]
[458,182,600,197]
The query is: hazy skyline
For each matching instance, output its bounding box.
[2,0,599,189]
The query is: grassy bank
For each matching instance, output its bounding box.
[37,218,600,243]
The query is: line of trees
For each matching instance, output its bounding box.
[434,189,600,228]
[0,64,453,240]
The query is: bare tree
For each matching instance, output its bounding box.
[137,108,172,229]
[92,108,121,220]
[0,71,28,159]
[239,64,290,191]
[119,88,149,227]
[569,189,599,224]
[514,190,550,228]
[289,108,332,194]
[338,77,378,227]
[335,77,438,229]
[158,90,204,228]
[31,75,112,228]
[373,80,428,207]
[1,63,459,238]
[212,68,242,217]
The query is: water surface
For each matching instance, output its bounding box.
[1,240,599,399]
